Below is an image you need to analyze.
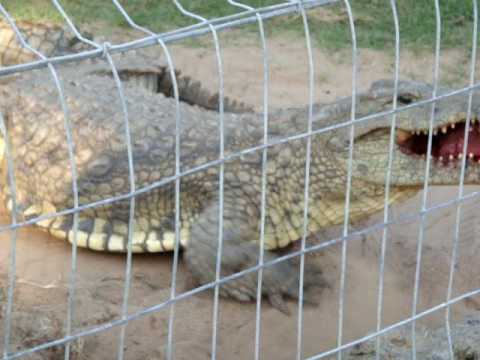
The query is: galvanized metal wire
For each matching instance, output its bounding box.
[444,1,478,358]
[337,1,357,358]
[0,0,479,359]
[293,2,315,359]
[411,1,442,357]
[375,0,400,357]
[169,2,227,359]
[225,1,270,359]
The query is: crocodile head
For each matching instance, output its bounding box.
[321,79,480,187]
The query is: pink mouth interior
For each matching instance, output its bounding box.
[397,122,480,162]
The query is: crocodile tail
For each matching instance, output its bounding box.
[0,19,253,113]
[157,69,254,114]
[87,62,255,114]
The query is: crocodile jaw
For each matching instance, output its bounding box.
[351,117,480,187]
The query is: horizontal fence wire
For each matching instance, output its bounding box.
[0,0,338,77]
[0,0,479,359]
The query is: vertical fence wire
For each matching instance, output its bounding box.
[170,2,225,359]
[108,2,184,360]
[292,1,315,359]
[48,2,99,358]
[101,51,137,360]
[51,0,98,48]
[444,0,478,357]
[411,2,443,358]
[0,5,82,359]
[0,110,17,360]
[337,1,357,359]
[410,1,441,358]
[0,7,19,358]
[225,1,270,359]
[43,4,140,358]
[374,0,400,358]
[0,10,18,358]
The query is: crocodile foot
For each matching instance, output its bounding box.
[226,250,327,315]
[185,200,329,314]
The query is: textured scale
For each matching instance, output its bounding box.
[0,20,90,66]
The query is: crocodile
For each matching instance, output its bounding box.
[0,64,479,311]
[0,20,252,113]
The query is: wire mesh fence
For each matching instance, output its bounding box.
[0,0,480,359]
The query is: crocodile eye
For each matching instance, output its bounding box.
[87,155,112,177]
[397,93,417,105]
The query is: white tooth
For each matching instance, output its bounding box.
[439,156,444,161]
[458,153,463,159]
[433,129,438,136]
[470,125,474,132]
[449,154,454,161]
[451,123,456,129]
[442,126,448,134]
[469,153,474,159]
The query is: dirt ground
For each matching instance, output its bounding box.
[2,33,480,359]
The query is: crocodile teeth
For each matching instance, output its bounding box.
[396,129,410,144]
[458,154,463,159]
[441,126,448,134]
[433,129,438,136]
[439,156,444,161]
[449,154,454,161]
[469,153,475,159]
[451,123,456,129]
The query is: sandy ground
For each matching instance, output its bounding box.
[2,30,480,359]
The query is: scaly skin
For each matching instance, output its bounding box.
[0,64,478,310]
[0,20,91,66]
[0,20,252,113]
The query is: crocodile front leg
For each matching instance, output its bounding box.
[184,194,328,314]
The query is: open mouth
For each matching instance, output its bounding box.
[396,118,480,163]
